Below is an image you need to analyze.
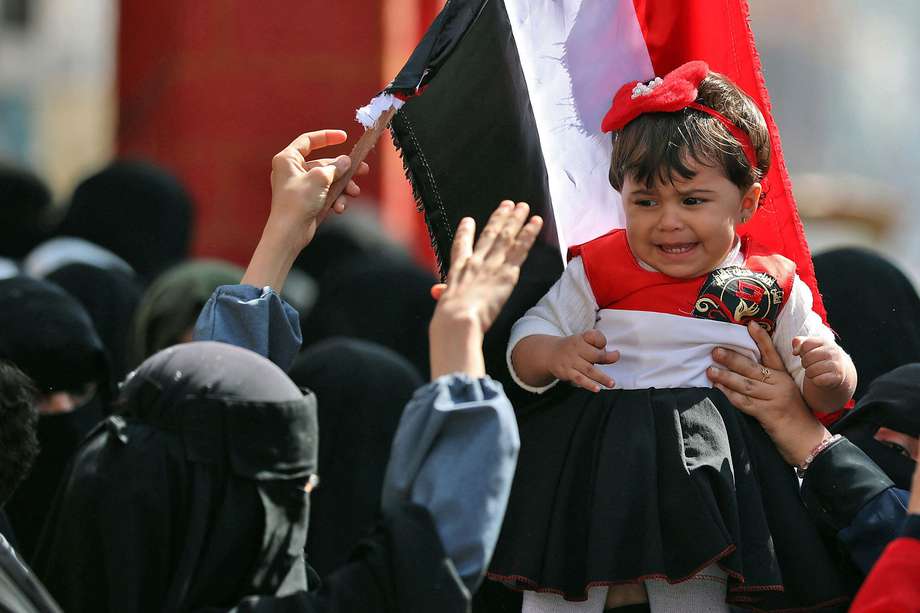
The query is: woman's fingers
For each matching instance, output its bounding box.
[430,283,447,301]
[484,202,530,265]
[446,217,475,286]
[712,382,756,415]
[707,365,771,401]
[471,201,514,259]
[287,130,348,159]
[746,323,786,371]
[711,346,764,383]
[505,215,543,268]
[345,180,361,197]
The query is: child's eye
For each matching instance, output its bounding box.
[633,199,656,207]
[683,197,705,206]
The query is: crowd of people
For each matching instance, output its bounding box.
[0,67,919,612]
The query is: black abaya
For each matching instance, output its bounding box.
[34,342,318,613]
[288,338,422,577]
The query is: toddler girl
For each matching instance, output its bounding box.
[486,61,856,612]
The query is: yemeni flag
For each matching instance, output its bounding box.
[357,0,822,407]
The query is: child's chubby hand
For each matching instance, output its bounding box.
[549,330,620,393]
[792,336,850,389]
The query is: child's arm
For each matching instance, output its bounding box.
[512,332,618,393]
[773,275,857,414]
[507,257,618,393]
[795,336,857,413]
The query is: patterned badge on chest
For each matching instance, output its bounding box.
[692,266,784,332]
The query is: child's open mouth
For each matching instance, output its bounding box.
[657,242,698,255]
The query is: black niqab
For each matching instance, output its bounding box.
[33,342,318,613]
[814,248,920,399]
[831,363,920,490]
[300,257,436,378]
[288,338,421,577]
[46,263,143,382]
[59,160,193,280]
[0,277,109,560]
[0,163,53,259]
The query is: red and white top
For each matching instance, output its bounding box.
[508,230,834,394]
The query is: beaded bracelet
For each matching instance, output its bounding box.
[795,434,843,479]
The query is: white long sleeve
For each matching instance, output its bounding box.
[773,275,839,391]
[506,257,598,393]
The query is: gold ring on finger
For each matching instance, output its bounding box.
[760,366,771,383]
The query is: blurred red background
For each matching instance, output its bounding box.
[117,1,443,268]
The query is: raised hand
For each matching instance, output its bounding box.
[241,129,368,292]
[268,130,369,250]
[429,201,543,379]
[431,201,543,336]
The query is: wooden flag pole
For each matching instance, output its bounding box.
[325,106,399,208]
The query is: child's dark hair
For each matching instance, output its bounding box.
[0,360,39,506]
[609,71,771,194]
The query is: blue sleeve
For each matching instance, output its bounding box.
[192,285,302,371]
[380,374,520,592]
[838,487,910,574]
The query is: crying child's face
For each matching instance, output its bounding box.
[620,160,760,279]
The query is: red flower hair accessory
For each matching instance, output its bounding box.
[601,60,758,169]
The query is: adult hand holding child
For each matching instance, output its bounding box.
[707,321,829,467]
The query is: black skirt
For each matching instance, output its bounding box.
[485,387,852,611]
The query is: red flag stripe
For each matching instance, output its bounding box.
[632,0,825,321]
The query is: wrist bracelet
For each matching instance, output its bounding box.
[795,434,842,478]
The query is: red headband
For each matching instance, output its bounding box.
[601,61,758,170]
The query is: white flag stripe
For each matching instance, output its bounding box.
[504,0,655,258]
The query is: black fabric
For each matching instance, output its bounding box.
[0,163,53,260]
[901,515,920,540]
[60,160,193,280]
[0,510,16,550]
[813,248,920,400]
[487,387,851,611]
[386,0,487,94]
[288,338,421,577]
[33,342,317,613]
[0,277,109,560]
[46,263,143,382]
[831,364,920,491]
[0,277,108,394]
[195,502,469,613]
[603,605,650,613]
[300,258,436,379]
[0,535,63,613]
[292,213,409,283]
[391,0,557,276]
[800,437,895,534]
[389,0,563,406]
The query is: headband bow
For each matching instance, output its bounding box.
[601,60,758,170]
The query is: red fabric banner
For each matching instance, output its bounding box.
[633,0,824,321]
